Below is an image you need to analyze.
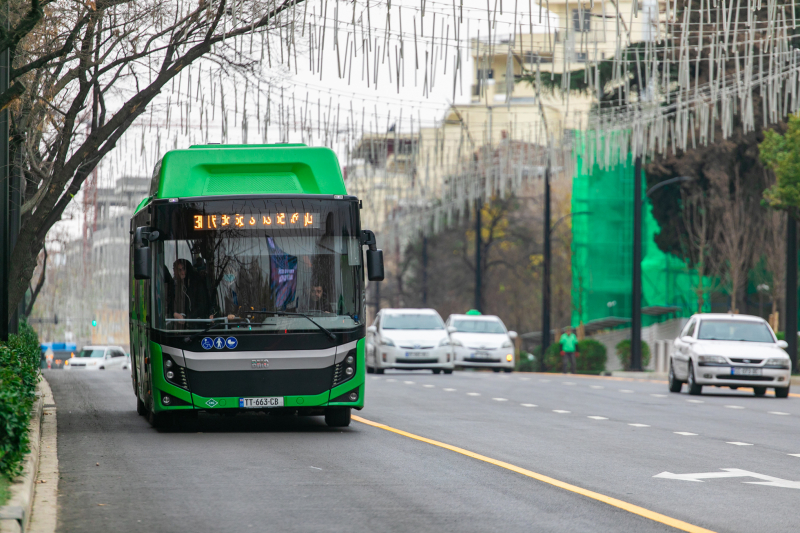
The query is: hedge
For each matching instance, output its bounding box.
[542,339,607,373]
[0,322,41,479]
[615,339,651,371]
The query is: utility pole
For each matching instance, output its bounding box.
[0,21,9,342]
[474,199,482,312]
[540,161,551,371]
[631,155,643,371]
[786,212,797,372]
[421,235,428,305]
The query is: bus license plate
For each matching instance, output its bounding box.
[239,397,284,408]
[731,367,762,376]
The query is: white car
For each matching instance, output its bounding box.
[64,345,130,371]
[366,309,456,374]
[445,314,517,372]
[669,313,791,397]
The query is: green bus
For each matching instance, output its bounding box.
[129,144,383,428]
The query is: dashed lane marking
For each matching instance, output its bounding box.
[520,377,531,381]
[686,400,704,404]
[404,381,415,384]
[423,384,435,388]
[619,390,634,393]
[590,385,604,389]
[674,432,698,436]
[724,405,745,409]
[539,379,551,383]
[443,388,457,392]
[467,392,481,396]
[553,410,571,414]
[353,416,717,533]
[492,398,508,402]
[726,442,753,446]
[521,403,537,407]
[769,412,790,415]
[629,424,650,427]
[563,382,576,385]
[386,379,397,382]
[651,394,668,398]
[588,416,608,420]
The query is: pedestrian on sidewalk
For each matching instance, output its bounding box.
[559,327,578,374]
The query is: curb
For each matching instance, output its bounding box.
[0,380,44,533]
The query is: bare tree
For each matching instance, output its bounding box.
[3,0,305,316]
[680,190,721,313]
[709,168,757,313]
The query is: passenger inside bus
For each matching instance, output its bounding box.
[167,258,211,327]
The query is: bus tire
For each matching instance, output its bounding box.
[148,409,170,429]
[325,407,351,427]
[136,396,147,416]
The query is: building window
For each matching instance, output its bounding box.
[572,9,591,32]
[477,68,494,80]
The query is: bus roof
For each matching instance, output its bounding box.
[146,144,346,204]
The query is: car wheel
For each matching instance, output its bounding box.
[668,363,682,393]
[432,369,442,374]
[443,369,453,374]
[503,368,513,373]
[492,368,501,373]
[366,366,375,374]
[753,386,767,397]
[687,361,702,395]
[136,396,147,416]
[325,407,351,427]
[375,368,385,375]
[775,385,790,398]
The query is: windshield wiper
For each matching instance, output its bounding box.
[226,310,337,341]
[183,319,231,344]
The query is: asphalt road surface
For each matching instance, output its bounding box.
[45,370,800,533]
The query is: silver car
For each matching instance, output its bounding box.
[669,314,791,397]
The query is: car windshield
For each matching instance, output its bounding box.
[152,198,363,333]
[697,320,774,343]
[382,314,444,330]
[78,349,105,358]
[452,319,506,334]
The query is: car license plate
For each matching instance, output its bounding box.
[405,351,427,357]
[470,351,490,358]
[731,367,762,376]
[239,397,284,408]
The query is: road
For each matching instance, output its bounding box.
[45,370,800,533]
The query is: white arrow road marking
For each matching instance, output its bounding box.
[654,469,800,489]
[788,454,800,458]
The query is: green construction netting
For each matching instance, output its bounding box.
[571,152,705,328]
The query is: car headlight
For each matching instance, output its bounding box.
[765,358,790,369]
[698,355,727,365]
[380,337,395,347]
[438,337,451,347]
[501,340,513,348]
[450,338,463,347]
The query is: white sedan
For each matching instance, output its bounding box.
[366,309,456,374]
[445,314,517,372]
[65,345,130,371]
[669,314,791,397]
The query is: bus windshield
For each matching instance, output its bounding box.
[151,198,363,333]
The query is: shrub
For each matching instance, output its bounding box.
[515,351,538,372]
[545,339,607,373]
[0,322,41,479]
[615,339,651,371]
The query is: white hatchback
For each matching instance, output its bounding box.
[445,314,517,372]
[669,314,791,397]
[64,345,130,371]
[366,309,456,374]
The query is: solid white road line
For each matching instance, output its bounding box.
[674,432,698,436]
[467,392,481,396]
[724,405,745,409]
[553,410,571,414]
[492,398,508,402]
[588,416,608,420]
[726,442,753,446]
[769,411,790,415]
[629,424,650,427]
[521,403,537,407]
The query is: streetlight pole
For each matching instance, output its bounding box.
[540,161,551,371]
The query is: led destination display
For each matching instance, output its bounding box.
[192,212,320,230]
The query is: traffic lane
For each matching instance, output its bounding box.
[363,372,800,533]
[44,371,674,533]
[377,371,800,450]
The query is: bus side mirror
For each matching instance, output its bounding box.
[361,229,384,282]
[133,226,155,280]
[366,249,384,281]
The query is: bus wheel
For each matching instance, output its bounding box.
[325,407,351,427]
[136,396,147,416]
[148,409,170,429]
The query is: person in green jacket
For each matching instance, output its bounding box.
[559,327,578,374]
